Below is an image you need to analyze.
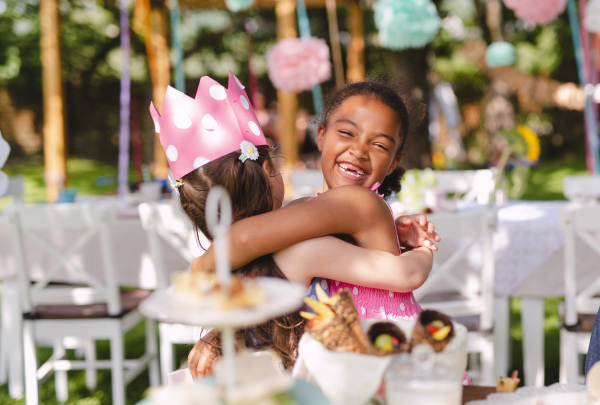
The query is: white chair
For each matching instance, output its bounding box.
[559,204,600,384]
[138,202,207,384]
[413,208,504,385]
[433,169,497,207]
[7,204,159,405]
[563,175,600,202]
[289,169,324,200]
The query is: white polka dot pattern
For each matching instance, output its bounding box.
[202,114,217,131]
[352,287,358,295]
[193,157,209,169]
[167,86,184,99]
[248,121,260,136]
[240,95,250,110]
[209,85,227,100]
[153,118,160,134]
[235,76,245,89]
[320,279,328,290]
[389,290,394,297]
[361,307,366,315]
[174,113,192,129]
[335,281,339,286]
[400,303,405,311]
[166,145,178,162]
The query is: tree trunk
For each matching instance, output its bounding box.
[389,48,431,170]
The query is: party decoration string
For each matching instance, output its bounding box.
[118,0,131,197]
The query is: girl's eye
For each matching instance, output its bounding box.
[374,143,390,151]
[339,130,353,137]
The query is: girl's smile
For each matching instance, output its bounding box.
[317,95,403,191]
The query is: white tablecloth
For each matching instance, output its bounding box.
[0,200,197,289]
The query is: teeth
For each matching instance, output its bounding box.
[338,163,365,178]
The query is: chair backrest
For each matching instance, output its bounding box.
[289,170,324,199]
[559,204,600,326]
[6,204,122,315]
[563,175,600,202]
[434,169,496,206]
[413,208,497,330]
[138,202,205,291]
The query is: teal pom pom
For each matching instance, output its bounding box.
[485,42,516,67]
[224,0,254,12]
[373,0,441,50]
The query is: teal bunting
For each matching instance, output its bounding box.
[373,0,441,50]
[485,42,516,68]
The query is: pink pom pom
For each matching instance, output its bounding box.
[266,37,332,93]
[502,0,567,25]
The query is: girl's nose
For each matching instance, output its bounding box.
[349,141,369,159]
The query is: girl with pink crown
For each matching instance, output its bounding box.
[150,73,439,377]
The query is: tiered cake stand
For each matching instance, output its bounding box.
[139,186,306,397]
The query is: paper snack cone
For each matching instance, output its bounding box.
[308,313,365,353]
[329,289,378,355]
[410,309,455,353]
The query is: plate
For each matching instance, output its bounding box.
[139,277,306,328]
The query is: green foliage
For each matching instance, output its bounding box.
[514,25,562,76]
[432,51,487,103]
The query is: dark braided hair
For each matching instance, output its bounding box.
[178,145,305,369]
[319,80,412,198]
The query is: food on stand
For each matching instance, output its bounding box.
[497,370,520,392]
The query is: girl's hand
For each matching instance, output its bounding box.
[395,214,440,251]
[188,332,220,378]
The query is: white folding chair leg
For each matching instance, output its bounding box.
[84,338,97,390]
[147,319,160,387]
[159,323,175,385]
[522,298,545,387]
[4,279,24,399]
[53,339,68,402]
[559,329,579,384]
[494,296,510,378]
[23,321,38,405]
[480,337,495,385]
[110,328,125,405]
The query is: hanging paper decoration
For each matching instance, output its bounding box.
[224,0,254,12]
[372,0,441,50]
[584,0,600,34]
[502,0,567,25]
[266,37,331,93]
[485,42,516,67]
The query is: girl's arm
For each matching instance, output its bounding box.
[194,185,399,272]
[274,235,433,291]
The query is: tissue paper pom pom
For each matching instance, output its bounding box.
[485,42,516,67]
[502,0,566,25]
[266,37,331,93]
[585,0,600,34]
[224,0,254,12]
[373,0,441,50]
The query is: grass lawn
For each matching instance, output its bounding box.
[0,157,591,402]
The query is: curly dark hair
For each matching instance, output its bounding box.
[178,145,305,369]
[318,79,419,198]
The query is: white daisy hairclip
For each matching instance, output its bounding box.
[239,141,259,163]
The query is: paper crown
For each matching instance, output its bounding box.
[149,71,268,180]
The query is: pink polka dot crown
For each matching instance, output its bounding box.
[149,71,268,181]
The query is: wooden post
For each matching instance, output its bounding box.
[40,0,66,203]
[143,3,170,180]
[346,0,365,82]
[275,0,299,170]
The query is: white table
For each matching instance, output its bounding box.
[429,200,600,387]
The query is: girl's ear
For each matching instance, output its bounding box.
[262,160,274,179]
[386,155,402,176]
[316,124,325,152]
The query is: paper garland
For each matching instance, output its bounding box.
[266,37,332,93]
[373,0,441,50]
[485,42,516,67]
[502,0,567,25]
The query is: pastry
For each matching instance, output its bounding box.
[497,370,520,392]
[367,322,408,354]
[410,309,455,353]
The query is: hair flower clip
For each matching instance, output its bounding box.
[239,140,259,163]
